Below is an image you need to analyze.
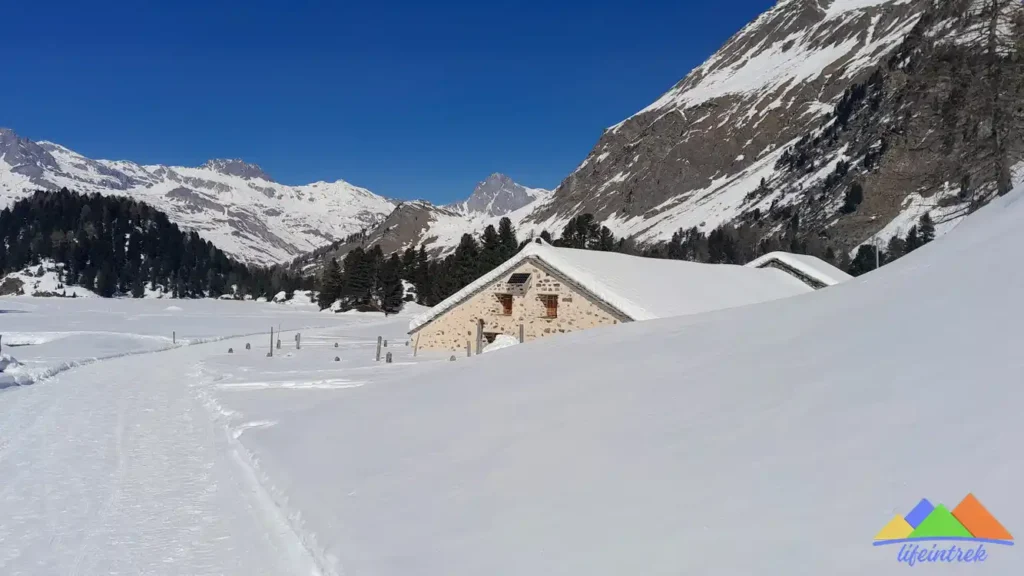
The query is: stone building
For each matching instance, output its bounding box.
[408,239,849,354]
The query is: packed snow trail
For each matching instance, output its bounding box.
[0,340,323,575]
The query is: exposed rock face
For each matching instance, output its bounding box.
[524,0,932,248]
[200,159,275,182]
[0,128,59,178]
[452,173,547,217]
[329,0,1009,265]
[0,129,395,265]
[288,179,555,273]
[517,0,1024,255]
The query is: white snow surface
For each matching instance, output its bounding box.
[616,0,916,126]
[746,251,854,286]
[0,297,430,574]
[0,353,18,371]
[1,261,98,298]
[411,239,815,332]
[3,182,1024,575]
[482,334,519,353]
[238,180,1024,575]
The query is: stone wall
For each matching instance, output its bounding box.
[412,259,626,353]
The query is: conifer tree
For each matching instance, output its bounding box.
[413,244,431,305]
[841,182,864,213]
[904,225,921,253]
[595,226,616,251]
[886,235,907,262]
[480,224,503,268]
[450,233,481,288]
[400,246,417,280]
[338,248,374,308]
[131,275,146,298]
[317,258,343,309]
[497,217,518,259]
[918,212,936,245]
[848,245,881,276]
[378,253,405,315]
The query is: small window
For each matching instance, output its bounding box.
[507,273,531,285]
[540,294,558,318]
[497,294,513,315]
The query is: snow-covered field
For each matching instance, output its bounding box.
[2,184,1024,574]
[0,297,359,388]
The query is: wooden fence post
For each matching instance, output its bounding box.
[519,324,524,343]
[376,336,382,361]
[476,319,484,355]
[269,327,274,357]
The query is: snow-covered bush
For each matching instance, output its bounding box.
[483,335,519,354]
[0,354,20,372]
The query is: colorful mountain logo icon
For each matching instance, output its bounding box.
[875,494,1014,546]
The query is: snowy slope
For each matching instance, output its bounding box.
[3,181,1022,573]
[525,0,936,253]
[231,182,1024,574]
[623,0,917,121]
[0,128,396,265]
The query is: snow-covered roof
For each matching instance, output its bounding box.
[745,252,853,288]
[409,240,819,332]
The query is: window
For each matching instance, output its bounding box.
[497,294,513,316]
[507,273,531,285]
[540,294,558,318]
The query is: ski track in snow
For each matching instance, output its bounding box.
[0,334,331,576]
[0,325,334,391]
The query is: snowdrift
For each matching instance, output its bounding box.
[241,186,1024,574]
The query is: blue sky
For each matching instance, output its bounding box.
[2,0,773,203]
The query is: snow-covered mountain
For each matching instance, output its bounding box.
[0,128,396,266]
[336,0,1012,264]
[527,0,931,246]
[496,0,1023,260]
[292,174,554,269]
[447,173,550,217]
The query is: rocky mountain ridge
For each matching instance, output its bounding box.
[345,0,1024,265]
[0,128,396,265]
[447,173,550,217]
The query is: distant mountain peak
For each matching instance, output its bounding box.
[460,173,548,217]
[201,158,274,182]
[0,131,396,265]
[0,127,59,177]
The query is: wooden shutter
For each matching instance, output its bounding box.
[498,294,513,315]
[542,295,558,318]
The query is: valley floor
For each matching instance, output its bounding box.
[0,299,430,575]
[2,184,1024,575]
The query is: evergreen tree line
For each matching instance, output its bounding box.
[315,208,938,311]
[0,189,305,298]
[847,212,936,276]
[315,244,406,314]
[404,214,627,307]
